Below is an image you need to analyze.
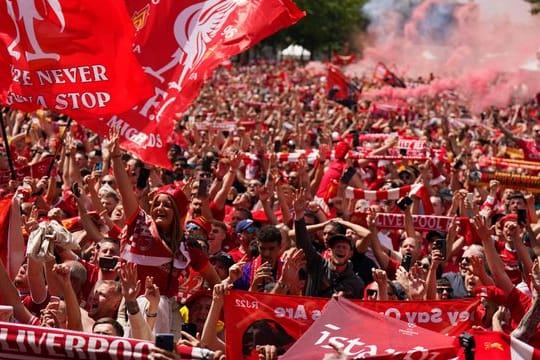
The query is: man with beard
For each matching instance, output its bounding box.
[293,188,365,299]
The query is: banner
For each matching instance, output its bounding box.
[224,290,479,360]
[282,297,456,360]
[0,0,152,115]
[0,321,152,359]
[79,0,305,169]
[0,157,53,186]
[349,212,470,233]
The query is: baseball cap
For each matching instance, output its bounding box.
[235,219,255,234]
[327,234,353,249]
[209,253,235,269]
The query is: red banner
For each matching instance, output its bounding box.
[0,0,152,115]
[224,290,479,360]
[79,0,305,169]
[349,212,470,233]
[282,297,456,360]
[0,157,53,186]
[0,321,152,359]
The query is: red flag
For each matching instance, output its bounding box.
[0,0,152,116]
[0,195,24,279]
[332,52,356,65]
[373,62,407,88]
[458,330,540,360]
[326,64,353,101]
[79,0,305,169]
[282,297,456,359]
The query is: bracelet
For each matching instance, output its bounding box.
[145,310,158,318]
[126,300,140,315]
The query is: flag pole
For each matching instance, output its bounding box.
[0,109,16,180]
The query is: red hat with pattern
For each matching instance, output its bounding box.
[154,184,189,220]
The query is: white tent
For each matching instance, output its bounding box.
[280,44,310,60]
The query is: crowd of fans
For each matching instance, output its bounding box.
[0,58,540,359]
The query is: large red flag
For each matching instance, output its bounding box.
[0,0,152,116]
[281,297,456,359]
[78,0,305,169]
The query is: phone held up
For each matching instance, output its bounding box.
[396,196,413,211]
[433,238,447,260]
[155,333,175,352]
[401,253,412,272]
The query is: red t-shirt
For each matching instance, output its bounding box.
[120,208,210,297]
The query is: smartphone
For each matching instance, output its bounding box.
[273,140,281,153]
[202,156,212,174]
[94,162,103,172]
[396,196,413,211]
[340,166,356,184]
[71,183,81,198]
[136,167,150,190]
[434,239,447,260]
[517,208,527,225]
[155,333,175,352]
[454,159,464,170]
[181,323,197,338]
[197,178,210,198]
[401,253,412,271]
[352,131,360,148]
[98,256,118,271]
[466,192,474,206]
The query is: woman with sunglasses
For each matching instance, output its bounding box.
[107,130,220,340]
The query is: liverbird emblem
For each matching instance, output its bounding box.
[144,0,238,90]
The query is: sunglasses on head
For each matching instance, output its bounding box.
[186,223,201,231]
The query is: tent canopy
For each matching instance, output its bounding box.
[281,44,310,60]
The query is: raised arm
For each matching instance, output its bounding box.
[471,215,514,295]
[200,282,228,352]
[53,263,83,331]
[108,129,139,219]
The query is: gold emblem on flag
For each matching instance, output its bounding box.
[132,5,150,31]
[484,342,504,351]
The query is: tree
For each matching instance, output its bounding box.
[263,0,369,58]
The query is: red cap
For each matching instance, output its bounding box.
[186,216,212,235]
[499,214,518,227]
[154,184,189,220]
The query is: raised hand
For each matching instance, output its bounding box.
[118,262,141,303]
[293,187,307,218]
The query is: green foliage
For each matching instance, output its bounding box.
[263,0,369,57]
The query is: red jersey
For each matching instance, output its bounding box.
[120,208,210,297]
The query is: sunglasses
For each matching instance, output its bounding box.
[102,180,114,185]
[366,289,378,297]
[437,287,453,294]
[243,226,257,234]
[459,256,471,265]
[186,223,201,231]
